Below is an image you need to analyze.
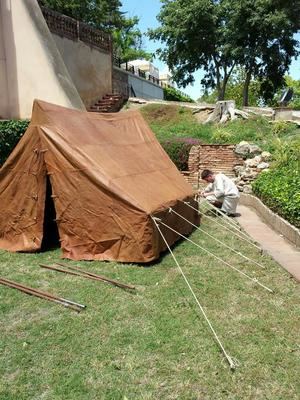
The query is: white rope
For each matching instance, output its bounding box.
[182,200,261,251]
[170,208,266,270]
[200,199,242,229]
[199,199,254,240]
[151,216,237,370]
[155,217,273,293]
[190,199,254,242]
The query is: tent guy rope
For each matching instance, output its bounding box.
[151,215,238,370]
[154,216,273,293]
[181,200,261,250]
[169,208,266,270]
[198,198,255,241]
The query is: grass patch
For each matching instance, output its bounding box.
[140,104,300,151]
[0,217,299,399]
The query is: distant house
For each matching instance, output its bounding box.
[124,59,160,79]
[159,72,175,88]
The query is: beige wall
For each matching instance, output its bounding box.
[53,35,112,107]
[0,9,9,119]
[0,0,84,119]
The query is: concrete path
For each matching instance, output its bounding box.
[236,204,300,282]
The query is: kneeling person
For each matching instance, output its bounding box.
[200,169,240,216]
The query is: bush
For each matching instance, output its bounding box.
[271,120,292,136]
[211,129,233,143]
[0,120,29,165]
[163,87,195,103]
[252,139,300,228]
[160,138,202,170]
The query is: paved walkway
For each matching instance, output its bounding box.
[236,204,300,282]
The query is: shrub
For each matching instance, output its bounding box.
[271,120,291,136]
[0,120,29,165]
[252,166,300,228]
[160,138,202,170]
[211,129,233,143]
[163,87,195,103]
[252,139,300,228]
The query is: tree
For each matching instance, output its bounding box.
[200,69,262,107]
[40,0,124,30]
[40,0,151,61]
[218,0,300,105]
[112,16,152,62]
[148,0,236,101]
[149,0,300,105]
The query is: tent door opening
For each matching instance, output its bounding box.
[41,176,60,250]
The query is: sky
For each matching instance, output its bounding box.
[121,0,300,101]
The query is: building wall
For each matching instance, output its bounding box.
[53,34,112,108]
[126,72,163,100]
[0,0,84,120]
[0,10,9,119]
[113,67,163,100]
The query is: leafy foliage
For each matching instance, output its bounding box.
[0,120,29,165]
[284,76,300,110]
[163,87,195,103]
[200,71,263,107]
[149,0,300,105]
[40,0,151,62]
[160,138,201,170]
[253,137,300,227]
[40,0,124,30]
[252,166,300,228]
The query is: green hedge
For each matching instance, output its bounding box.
[160,138,201,170]
[163,87,195,103]
[0,120,29,165]
[252,140,300,228]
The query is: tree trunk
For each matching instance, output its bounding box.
[242,70,252,106]
[204,100,249,124]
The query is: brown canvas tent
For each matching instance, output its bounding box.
[0,100,199,262]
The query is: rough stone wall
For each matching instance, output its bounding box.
[198,144,244,177]
[181,144,244,190]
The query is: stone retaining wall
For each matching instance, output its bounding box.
[240,193,300,248]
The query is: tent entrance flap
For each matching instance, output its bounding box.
[41,176,60,251]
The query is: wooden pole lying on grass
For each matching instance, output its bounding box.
[0,277,86,312]
[40,263,136,291]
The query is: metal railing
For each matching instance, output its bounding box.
[113,57,160,86]
[40,5,111,53]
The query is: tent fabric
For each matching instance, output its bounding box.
[0,100,199,262]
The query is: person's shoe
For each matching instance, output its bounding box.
[227,213,238,218]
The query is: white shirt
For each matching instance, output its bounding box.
[205,173,239,199]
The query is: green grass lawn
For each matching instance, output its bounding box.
[140,103,299,150]
[0,215,299,399]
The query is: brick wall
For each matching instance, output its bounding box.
[181,144,244,190]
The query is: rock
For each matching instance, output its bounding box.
[257,162,269,170]
[235,141,250,157]
[254,155,262,163]
[243,185,253,194]
[245,157,260,168]
[233,165,244,175]
[241,171,258,180]
[261,151,272,161]
[248,144,262,156]
[232,177,241,184]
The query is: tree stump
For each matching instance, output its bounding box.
[204,100,249,124]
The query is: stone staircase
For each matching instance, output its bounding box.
[88,93,125,113]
